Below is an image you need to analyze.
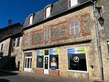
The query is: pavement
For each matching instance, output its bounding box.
[0,70,108,82]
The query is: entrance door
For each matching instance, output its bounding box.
[44,55,49,74]
[24,56,32,72]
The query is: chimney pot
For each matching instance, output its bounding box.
[8,20,12,26]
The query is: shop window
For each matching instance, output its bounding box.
[49,48,59,70]
[70,19,80,36]
[45,6,51,18]
[36,50,44,68]
[37,56,43,68]
[50,55,58,69]
[68,0,78,8]
[67,47,87,71]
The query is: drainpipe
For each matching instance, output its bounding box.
[93,0,104,80]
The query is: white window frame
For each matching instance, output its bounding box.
[67,47,88,73]
[29,15,33,25]
[69,0,78,7]
[70,19,80,36]
[45,6,51,18]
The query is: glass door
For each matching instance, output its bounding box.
[44,55,49,74]
[24,56,32,72]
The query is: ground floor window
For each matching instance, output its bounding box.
[67,47,87,71]
[49,48,59,70]
[36,50,44,68]
[37,56,43,68]
[50,55,58,69]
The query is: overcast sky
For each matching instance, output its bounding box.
[0,0,58,28]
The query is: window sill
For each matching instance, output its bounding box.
[68,70,88,73]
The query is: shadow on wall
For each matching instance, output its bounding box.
[0,79,10,82]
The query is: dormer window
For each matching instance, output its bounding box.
[68,0,78,8]
[28,14,34,25]
[45,5,51,18]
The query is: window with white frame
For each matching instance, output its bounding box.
[67,47,87,71]
[70,19,80,36]
[69,0,78,7]
[45,6,51,18]
[29,15,33,25]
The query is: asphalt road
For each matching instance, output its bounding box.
[0,71,93,82]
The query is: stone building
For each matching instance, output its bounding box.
[0,23,23,70]
[16,0,109,81]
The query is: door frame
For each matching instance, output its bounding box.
[44,55,49,74]
[24,55,32,72]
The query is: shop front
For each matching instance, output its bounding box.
[35,48,59,76]
[35,46,89,78]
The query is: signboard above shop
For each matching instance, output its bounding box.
[50,48,59,55]
[67,47,85,55]
[36,50,44,56]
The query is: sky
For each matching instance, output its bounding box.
[0,0,58,28]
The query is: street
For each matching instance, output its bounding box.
[0,71,93,82]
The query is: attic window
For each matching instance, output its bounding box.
[69,0,78,8]
[45,6,51,18]
[28,15,34,25]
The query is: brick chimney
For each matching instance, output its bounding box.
[8,20,12,26]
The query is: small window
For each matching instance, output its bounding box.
[45,6,51,18]
[70,19,80,36]
[69,0,78,8]
[29,15,33,25]
[17,37,20,47]
[1,44,4,51]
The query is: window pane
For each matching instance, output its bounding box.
[46,7,51,18]
[37,56,43,68]
[29,15,33,25]
[45,50,49,55]
[50,55,58,70]
[70,0,78,7]
[68,54,87,71]
[74,26,80,35]
[70,19,80,36]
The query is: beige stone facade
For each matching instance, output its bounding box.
[22,0,109,80]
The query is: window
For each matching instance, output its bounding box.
[49,48,59,70]
[29,15,33,25]
[70,19,80,36]
[17,37,20,47]
[50,55,58,69]
[19,37,22,46]
[36,50,44,68]
[67,47,87,71]
[44,28,50,42]
[37,56,43,68]
[45,6,51,18]
[69,0,78,7]
[1,44,4,51]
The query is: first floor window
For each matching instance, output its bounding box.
[67,48,87,71]
[37,56,43,68]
